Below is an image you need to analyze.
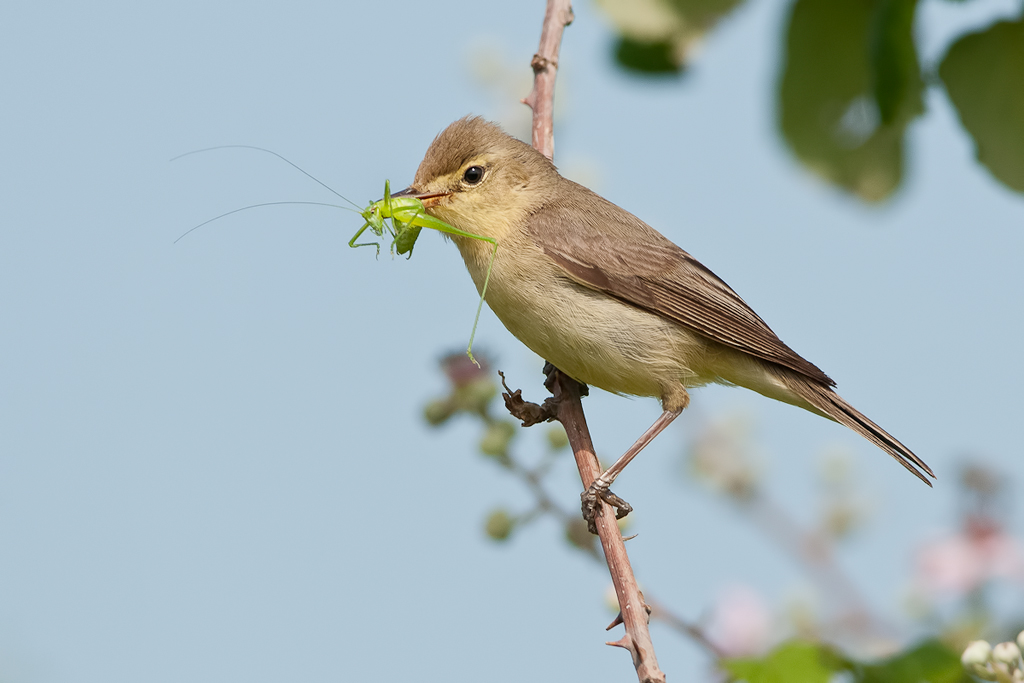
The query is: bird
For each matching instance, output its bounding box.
[392,116,933,523]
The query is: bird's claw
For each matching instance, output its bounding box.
[581,480,632,534]
[499,371,560,427]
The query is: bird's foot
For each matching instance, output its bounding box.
[581,476,632,534]
[499,371,560,426]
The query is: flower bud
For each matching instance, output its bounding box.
[1017,631,1024,654]
[441,352,489,387]
[822,500,862,539]
[965,664,997,681]
[479,420,516,460]
[564,517,596,553]
[963,640,996,681]
[604,584,621,614]
[484,509,515,541]
[993,642,1021,667]
[962,641,992,666]
[545,424,570,451]
[456,378,497,414]
[423,398,455,426]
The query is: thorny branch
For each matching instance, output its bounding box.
[506,367,667,682]
[493,369,730,654]
[523,0,574,161]
[516,3,667,681]
[432,346,913,664]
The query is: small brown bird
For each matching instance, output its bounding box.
[395,117,933,518]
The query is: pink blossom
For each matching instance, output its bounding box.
[708,584,772,657]
[915,518,1024,595]
[440,352,489,387]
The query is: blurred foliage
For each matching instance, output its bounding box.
[425,355,1024,680]
[870,0,923,126]
[859,640,969,683]
[961,635,1024,682]
[724,639,969,683]
[423,353,588,550]
[778,0,923,202]
[594,0,1024,202]
[615,36,685,75]
[940,17,1024,193]
[596,0,744,74]
[724,641,848,683]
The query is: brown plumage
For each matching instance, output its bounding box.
[400,116,934,489]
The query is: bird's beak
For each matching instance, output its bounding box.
[388,186,451,208]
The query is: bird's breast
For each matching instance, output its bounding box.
[452,232,721,399]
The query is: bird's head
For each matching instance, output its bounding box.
[392,117,560,241]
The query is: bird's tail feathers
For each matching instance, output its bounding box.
[786,377,935,486]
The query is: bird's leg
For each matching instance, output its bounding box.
[581,408,683,533]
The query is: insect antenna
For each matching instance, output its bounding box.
[171,145,363,211]
[173,201,356,244]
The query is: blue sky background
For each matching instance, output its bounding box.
[2,1,1022,681]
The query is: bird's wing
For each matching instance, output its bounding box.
[527,181,834,386]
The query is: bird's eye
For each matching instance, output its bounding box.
[463,166,485,184]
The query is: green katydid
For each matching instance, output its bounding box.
[351,179,498,366]
[348,178,424,257]
[174,145,498,365]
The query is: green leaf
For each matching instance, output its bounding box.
[861,639,971,683]
[778,0,924,202]
[939,17,1024,194]
[614,36,683,75]
[724,639,971,683]
[724,641,850,683]
[597,0,746,74]
[870,0,924,125]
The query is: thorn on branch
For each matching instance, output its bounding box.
[607,613,624,631]
[607,634,634,650]
[606,633,650,673]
